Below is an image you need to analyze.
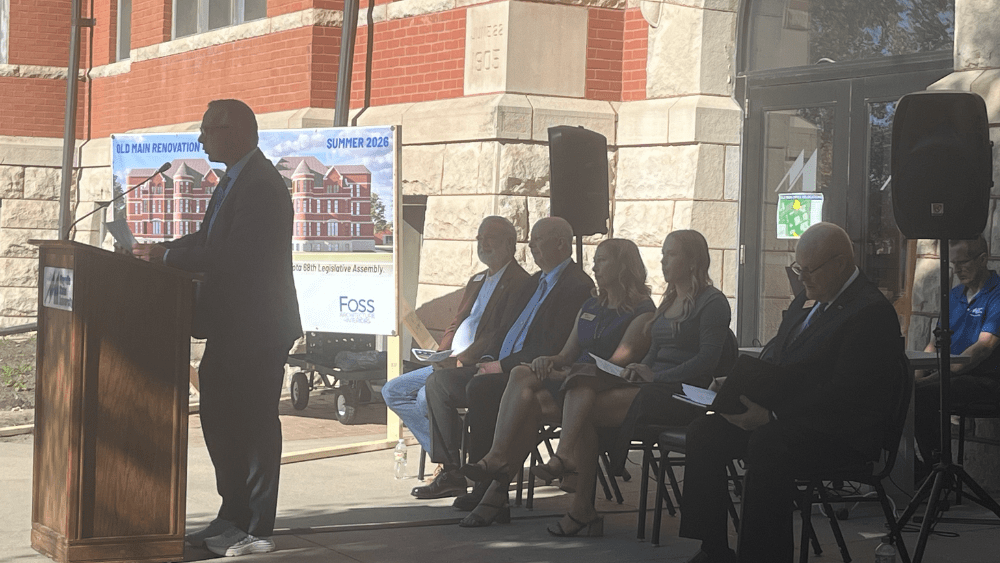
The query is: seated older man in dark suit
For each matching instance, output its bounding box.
[413,217,594,504]
[678,222,904,563]
[382,216,529,454]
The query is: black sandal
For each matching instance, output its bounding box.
[533,453,576,484]
[460,460,510,484]
[458,491,511,528]
[546,513,604,537]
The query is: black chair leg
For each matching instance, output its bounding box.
[417,447,426,481]
[638,446,651,540]
[514,464,524,507]
[596,462,614,501]
[601,453,624,504]
[527,448,539,510]
[875,481,910,563]
[956,413,967,505]
[817,485,851,562]
[652,448,672,546]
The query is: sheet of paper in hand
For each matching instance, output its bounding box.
[589,353,624,377]
[672,383,717,409]
[709,354,798,414]
[104,218,137,252]
[412,349,452,363]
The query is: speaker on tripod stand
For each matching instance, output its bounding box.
[890,90,1000,563]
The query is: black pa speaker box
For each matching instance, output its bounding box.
[891,91,993,240]
[548,126,610,236]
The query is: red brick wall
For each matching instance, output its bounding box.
[586,8,624,102]
[88,26,323,138]
[131,0,171,50]
[0,78,85,138]
[4,1,648,139]
[622,7,647,101]
[8,0,75,67]
[349,8,465,108]
[91,0,119,67]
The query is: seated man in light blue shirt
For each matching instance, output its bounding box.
[382,217,529,456]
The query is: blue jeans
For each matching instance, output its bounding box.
[382,365,433,451]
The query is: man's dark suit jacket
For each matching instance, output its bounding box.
[486,262,595,372]
[162,148,302,347]
[760,272,903,460]
[439,262,532,366]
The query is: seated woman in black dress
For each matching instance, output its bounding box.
[458,238,656,527]
[534,229,735,537]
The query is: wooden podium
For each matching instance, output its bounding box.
[30,241,195,563]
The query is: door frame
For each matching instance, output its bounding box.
[736,58,953,345]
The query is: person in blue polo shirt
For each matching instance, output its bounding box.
[915,234,1000,477]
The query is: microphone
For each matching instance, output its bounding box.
[63,161,171,240]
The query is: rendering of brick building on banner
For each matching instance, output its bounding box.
[2,0,1000,484]
[124,156,375,250]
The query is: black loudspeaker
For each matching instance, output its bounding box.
[891,91,993,240]
[548,126,610,236]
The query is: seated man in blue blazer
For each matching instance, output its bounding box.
[678,222,904,563]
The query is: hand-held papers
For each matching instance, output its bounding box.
[412,349,453,363]
[589,353,624,377]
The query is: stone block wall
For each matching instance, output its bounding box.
[0,137,113,327]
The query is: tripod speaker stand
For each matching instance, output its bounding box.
[890,91,1000,562]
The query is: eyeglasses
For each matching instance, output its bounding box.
[790,254,842,277]
[951,252,985,270]
[199,125,231,134]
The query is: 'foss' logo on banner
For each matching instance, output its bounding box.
[340,296,376,324]
[340,296,376,313]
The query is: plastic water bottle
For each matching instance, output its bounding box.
[393,439,408,479]
[874,536,896,563]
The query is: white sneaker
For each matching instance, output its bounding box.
[186,518,236,547]
[222,534,276,557]
[204,527,248,555]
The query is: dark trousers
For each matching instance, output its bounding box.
[199,335,290,537]
[679,414,866,563]
[915,372,1000,466]
[425,367,508,467]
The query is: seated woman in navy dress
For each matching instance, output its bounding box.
[458,238,656,528]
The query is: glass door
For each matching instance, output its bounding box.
[740,82,849,343]
[738,67,951,345]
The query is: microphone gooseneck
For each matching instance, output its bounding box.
[63,162,171,240]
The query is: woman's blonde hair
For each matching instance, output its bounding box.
[653,229,713,327]
[592,238,651,313]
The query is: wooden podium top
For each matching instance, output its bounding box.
[30,239,199,281]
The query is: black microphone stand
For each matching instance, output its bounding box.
[63,163,170,240]
[892,238,1000,562]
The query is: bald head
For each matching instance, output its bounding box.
[529,217,574,272]
[794,222,856,303]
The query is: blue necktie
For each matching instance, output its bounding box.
[499,277,548,358]
[206,174,231,236]
[792,302,824,341]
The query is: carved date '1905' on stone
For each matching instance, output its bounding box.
[474,49,501,72]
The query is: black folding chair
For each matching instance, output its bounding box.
[795,353,912,563]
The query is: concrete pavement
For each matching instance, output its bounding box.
[3,395,1000,563]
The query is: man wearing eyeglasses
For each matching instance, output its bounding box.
[914,234,1000,479]
[134,100,302,557]
[678,222,903,563]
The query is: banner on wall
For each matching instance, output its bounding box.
[111,126,399,335]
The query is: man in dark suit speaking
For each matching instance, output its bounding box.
[134,99,302,557]
[678,222,903,563]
